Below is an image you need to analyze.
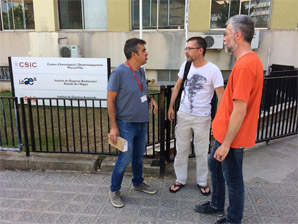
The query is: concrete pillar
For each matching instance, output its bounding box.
[33,0,58,32]
[107,0,130,31]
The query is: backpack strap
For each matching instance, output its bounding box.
[177,61,192,110]
[180,61,192,93]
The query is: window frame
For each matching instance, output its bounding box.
[0,0,35,31]
[209,0,272,30]
[156,69,179,85]
[131,0,185,31]
[57,0,107,31]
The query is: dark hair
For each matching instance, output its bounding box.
[227,15,255,44]
[124,38,146,60]
[187,36,207,56]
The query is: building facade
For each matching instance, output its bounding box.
[0,0,297,85]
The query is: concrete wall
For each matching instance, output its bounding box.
[270,0,298,30]
[0,81,11,92]
[0,0,297,71]
[0,32,31,66]
[107,0,130,31]
[33,0,58,32]
[0,30,297,70]
[189,0,211,31]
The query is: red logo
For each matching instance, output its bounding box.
[24,96,37,103]
[18,62,37,68]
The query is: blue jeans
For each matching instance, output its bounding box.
[208,140,244,224]
[110,120,147,192]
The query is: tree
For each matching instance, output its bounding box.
[2,4,34,30]
[215,0,255,28]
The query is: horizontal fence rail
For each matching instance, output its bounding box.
[0,97,21,151]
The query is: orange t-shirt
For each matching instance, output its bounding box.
[212,52,263,148]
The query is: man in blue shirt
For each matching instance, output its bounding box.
[107,38,158,208]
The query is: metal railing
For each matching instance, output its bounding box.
[0,67,10,80]
[19,95,161,158]
[257,71,298,142]
[0,97,21,151]
[0,71,297,175]
[161,71,298,164]
[23,98,111,155]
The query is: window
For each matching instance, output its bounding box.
[210,0,271,29]
[157,70,179,85]
[131,0,184,30]
[58,0,107,30]
[0,0,35,30]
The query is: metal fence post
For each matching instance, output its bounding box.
[28,98,36,152]
[165,86,172,162]
[159,86,166,176]
[20,98,30,157]
[14,97,22,151]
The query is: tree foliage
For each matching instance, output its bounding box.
[2,4,34,30]
[215,0,255,28]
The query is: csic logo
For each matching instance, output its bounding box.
[15,62,37,68]
[19,77,37,85]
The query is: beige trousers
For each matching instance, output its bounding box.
[174,110,211,186]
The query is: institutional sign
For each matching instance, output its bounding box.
[9,57,110,106]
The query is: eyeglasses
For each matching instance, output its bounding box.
[184,47,201,51]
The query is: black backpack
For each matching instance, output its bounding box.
[176,61,192,110]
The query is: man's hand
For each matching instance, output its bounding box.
[109,127,119,145]
[214,144,230,162]
[168,107,175,122]
[150,98,158,114]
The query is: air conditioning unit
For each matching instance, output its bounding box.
[201,35,224,49]
[58,45,81,58]
[251,30,260,49]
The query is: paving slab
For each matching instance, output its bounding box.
[0,135,297,223]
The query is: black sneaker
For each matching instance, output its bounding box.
[195,201,224,217]
[215,217,228,224]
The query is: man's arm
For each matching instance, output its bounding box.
[107,90,119,145]
[168,78,183,122]
[214,99,247,161]
[149,97,158,114]
[215,86,224,108]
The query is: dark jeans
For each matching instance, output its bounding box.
[110,120,147,192]
[208,140,244,224]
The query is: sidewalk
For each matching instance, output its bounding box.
[0,135,297,224]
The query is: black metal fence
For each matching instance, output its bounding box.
[0,71,297,175]
[256,71,297,142]
[20,96,160,158]
[0,97,21,151]
[161,70,298,163]
[23,98,111,155]
[0,95,161,158]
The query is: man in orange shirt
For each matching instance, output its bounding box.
[195,15,263,224]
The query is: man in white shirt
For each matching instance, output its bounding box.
[168,37,224,195]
